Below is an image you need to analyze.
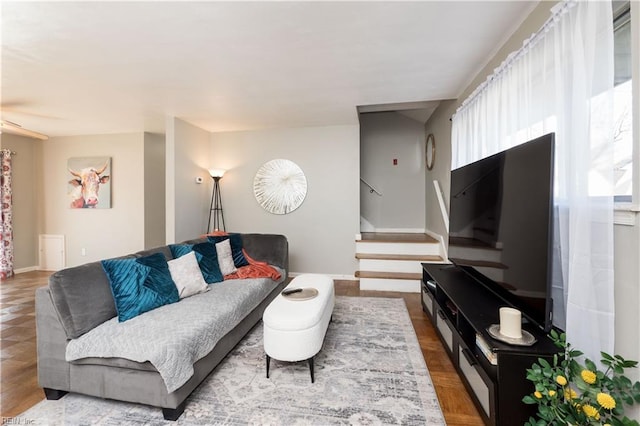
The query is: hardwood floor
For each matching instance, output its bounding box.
[1,272,483,425]
[1,271,50,418]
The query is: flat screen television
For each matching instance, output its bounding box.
[448,133,555,332]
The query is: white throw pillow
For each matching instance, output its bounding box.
[216,239,237,276]
[167,251,209,299]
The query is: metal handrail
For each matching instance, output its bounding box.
[360,178,382,196]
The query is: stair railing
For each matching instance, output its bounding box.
[360,178,382,196]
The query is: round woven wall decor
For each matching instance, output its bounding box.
[253,159,307,214]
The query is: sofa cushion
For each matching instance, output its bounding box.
[215,239,237,276]
[167,251,209,298]
[169,242,223,284]
[241,234,288,270]
[102,253,180,322]
[134,245,173,261]
[48,259,124,339]
[207,234,249,267]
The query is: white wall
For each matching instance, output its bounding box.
[1,134,39,270]
[40,133,145,266]
[210,124,360,276]
[144,132,166,249]
[423,100,456,244]
[166,118,213,243]
[359,112,426,232]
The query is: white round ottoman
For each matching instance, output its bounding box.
[263,274,335,383]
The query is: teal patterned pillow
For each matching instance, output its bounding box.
[101,253,179,322]
[169,242,223,284]
[207,234,249,267]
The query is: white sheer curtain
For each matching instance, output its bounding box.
[451,0,615,360]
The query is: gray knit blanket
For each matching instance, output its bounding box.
[66,271,283,393]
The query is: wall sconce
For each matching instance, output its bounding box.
[207,169,226,233]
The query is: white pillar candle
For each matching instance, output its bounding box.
[499,307,522,339]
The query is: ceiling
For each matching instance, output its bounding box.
[1,1,538,138]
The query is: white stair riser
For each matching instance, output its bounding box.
[355,242,440,256]
[359,259,423,273]
[359,278,421,293]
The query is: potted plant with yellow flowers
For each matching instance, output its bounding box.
[523,330,640,426]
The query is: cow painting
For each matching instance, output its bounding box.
[67,157,111,209]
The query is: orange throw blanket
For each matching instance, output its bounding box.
[224,249,282,281]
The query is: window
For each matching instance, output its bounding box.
[613,1,633,202]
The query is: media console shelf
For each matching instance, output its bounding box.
[421,263,559,426]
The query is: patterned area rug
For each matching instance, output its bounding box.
[18,296,445,425]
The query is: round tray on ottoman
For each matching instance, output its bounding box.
[282,288,318,301]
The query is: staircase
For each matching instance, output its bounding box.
[355,232,446,292]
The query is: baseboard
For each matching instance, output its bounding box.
[289,272,357,280]
[14,266,39,274]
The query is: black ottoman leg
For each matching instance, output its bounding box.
[266,354,271,379]
[308,357,315,383]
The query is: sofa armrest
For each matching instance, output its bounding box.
[241,234,288,272]
[36,287,71,391]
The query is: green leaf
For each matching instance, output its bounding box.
[621,416,640,426]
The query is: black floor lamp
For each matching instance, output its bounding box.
[207,169,226,233]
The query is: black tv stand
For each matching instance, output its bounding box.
[421,263,559,426]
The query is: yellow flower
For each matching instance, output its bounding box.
[534,391,543,399]
[564,388,578,400]
[597,392,616,410]
[548,390,556,397]
[581,369,597,384]
[556,375,567,386]
[583,404,600,419]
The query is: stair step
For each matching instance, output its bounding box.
[356,253,443,262]
[355,271,422,280]
[357,232,438,244]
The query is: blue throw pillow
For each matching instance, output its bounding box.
[169,242,224,284]
[207,234,249,267]
[170,243,194,259]
[101,253,179,322]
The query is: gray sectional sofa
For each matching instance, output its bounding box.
[35,233,288,420]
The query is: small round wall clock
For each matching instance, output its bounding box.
[426,133,436,170]
[253,159,307,215]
